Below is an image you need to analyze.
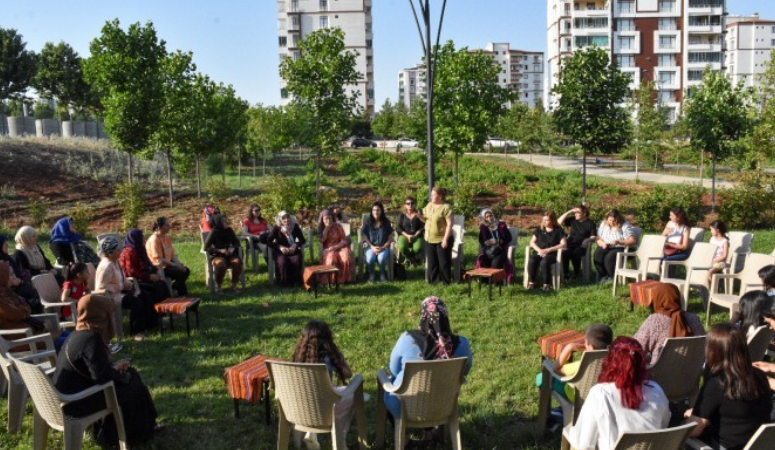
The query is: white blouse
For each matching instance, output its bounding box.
[568,381,670,450]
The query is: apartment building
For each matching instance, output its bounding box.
[726,14,775,90]
[547,0,727,121]
[397,43,544,109]
[277,0,375,115]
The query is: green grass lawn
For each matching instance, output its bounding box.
[2,230,774,450]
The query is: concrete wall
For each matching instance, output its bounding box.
[3,116,107,139]
[36,119,61,137]
[85,121,97,138]
[8,117,26,136]
[23,117,36,135]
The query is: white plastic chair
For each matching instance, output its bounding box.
[688,423,775,450]
[725,231,754,292]
[647,336,706,406]
[612,235,667,296]
[31,273,77,330]
[592,422,696,450]
[747,325,774,362]
[524,247,565,290]
[689,227,706,247]
[707,253,775,325]
[659,242,717,310]
[11,354,129,450]
[506,227,519,282]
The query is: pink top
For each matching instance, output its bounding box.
[242,218,269,235]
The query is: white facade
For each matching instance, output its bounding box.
[548,0,727,122]
[398,43,544,109]
[725,15,775,90]
[277,0,375,115]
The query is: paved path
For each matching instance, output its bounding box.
[472,153,736,189]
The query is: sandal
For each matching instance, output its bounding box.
[527,282,536,290]
[133,333,145,342]
[542,284,552,292]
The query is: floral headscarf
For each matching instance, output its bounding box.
[408,296,461,360]
[479,208,499,231]
[317,209,334,238]
[275,211,297,236]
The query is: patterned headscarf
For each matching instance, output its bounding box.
[318,209,334,238]
[14,226,46,270]
[479,208,499,231]
[99,236,120,256]
[408,296,461,360]
[123,229,153,267]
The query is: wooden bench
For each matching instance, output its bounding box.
[154,298,200,337]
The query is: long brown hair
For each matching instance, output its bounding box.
[541,211,559,231]
[292,320,350,383]
[705,323,767,401]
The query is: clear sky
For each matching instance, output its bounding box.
[4,0,775,110]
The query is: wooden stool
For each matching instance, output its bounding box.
[538,329,585,361]
[154,298,200,337]
[303,264,340,298]
[464,268,507,301]
[224,355,275,425]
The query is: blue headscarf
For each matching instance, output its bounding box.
[50,217,82,243]
[124,229,153,267]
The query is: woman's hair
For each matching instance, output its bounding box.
[152,217,168,231]
[292,320,349,382]
[738,290,774,332]
[605,209,625,229]
[369,201,386,226]
[576,204,590,219]
[405,196,416,205]
[670,207,690,227]
[705,323,767,401]
[598,337,649,410]
[432,186,448,200]
[541,211,559,230]
[64,262,88,282]
[247,204,261,221]
[709,219,728,239]
[758,265,775,290]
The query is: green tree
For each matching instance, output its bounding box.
[630,80,669,171]
[392,99,410,138]
[498,103,558,157]
[552,47,632,202]
[247,104,291,176]
[745,49,775,170]
[683,68,753,210]
[0,27,37,101]
[32,41,90,116]
[83,19,167,183]
[371,99,395,139]
[279,27,361,207]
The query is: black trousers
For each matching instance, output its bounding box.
[562,245,587,277]
[479,247,506,270]
[426,242,452,285]
[138,280,171,304]
[593,247,627,278]
[164,266,190,296]
[527,253,558,285]
[121,293,158,335]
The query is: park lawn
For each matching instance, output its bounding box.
[2,230,774,450]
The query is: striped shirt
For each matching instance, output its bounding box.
[597,221,634,248]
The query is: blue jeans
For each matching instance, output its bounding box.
[365,247,391,278]
[663,251,688,277]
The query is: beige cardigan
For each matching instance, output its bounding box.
[95,258,134,304]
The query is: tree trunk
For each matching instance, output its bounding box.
[253,151,257,178]
[238,144,242,188]
[582,147,587,204]
[315,147,321,208]
[166,149,174,208]
[127,153,134,184]
[221,151,226,182]
[711,153,717,213]
[196,157,202,198]
[699,149,705,185]
[263,148,267,176]
[635,144,639,180]
[454,151,459,190]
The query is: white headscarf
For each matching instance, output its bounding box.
[479,208,499,231]
[275,211,296,236]
[14,226,46,270]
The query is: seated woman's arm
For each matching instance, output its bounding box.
[293,224,307,247]
[529,234,541,253]
[667,227,690,251]
[478,226,489,248]
[501,226,512,247]
[456,336,474,377]
[620,224,637,247]
[684,377,719,437]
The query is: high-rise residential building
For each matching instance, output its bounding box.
[277,0,375,115]
[547,0,727,122]
[726,14,775,89]
[397,43,544,109]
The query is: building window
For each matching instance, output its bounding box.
[290,0,298,12]
[319,16,329,28]
[522,74,528,80]
[659,71,676,85]
[658,55,675,66]
[659,35,676,49]
[291,16,300,29]
[617,55,635,67]
[619,36,634,50]
[658,18,676,30]
[618,0,633,14]
[534,64,541,72]
[281,88,289,99]
[367,89,374,99]
[688,70,704,81]
[586,3,596,11]
[279,36,287,47]
[366,23,372,33]
[658,0,676,12]
[772,39,775,46]
[575,35,610,48]
[278,19,286,30]
[688,52,722,63]
[689,16,721,26]
[320,0,328,11]
[574,17,609,29]
[618,19,634,31]
[366,39,372,49]
[293,51,301,61]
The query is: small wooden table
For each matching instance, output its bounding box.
[464,268,507,300]
[303,264,340,298]
[224,354,274,425]
[538,329,585,361]
[154,297,200,337]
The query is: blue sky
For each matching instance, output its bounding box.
[4,0,774,110]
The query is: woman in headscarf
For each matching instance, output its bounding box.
[268,211,306,287]
[14,226,62,284]
[119,229,171,303]
[203,213,244,293]
[0,234,42,312]
[475,208,514,282]
[54,294,162,449]
[384,297,473,419]
[319,209,354,284]
[49,217,98,265]
[95,236,158,342]
[633,282,705,364]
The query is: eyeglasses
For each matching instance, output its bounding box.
[405,202,415,205]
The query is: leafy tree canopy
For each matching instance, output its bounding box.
[0,27,37,100]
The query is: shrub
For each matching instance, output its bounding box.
[114,182,146,232]
[627,184,705,231]
[451,183,479,220]
[28,199,49,227]
[337,154,363,175]
[205,153,225,175]
[719,172,775,229]
[33,103,55,120]
[204,177,232,205]
[70,202,95,235]
[254,175,317,219]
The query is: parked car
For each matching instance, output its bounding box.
[397,138,419,148]
[349,137,377,148]
[487,137,518,149]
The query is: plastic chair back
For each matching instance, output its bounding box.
[395,358,467,427]
[266,361,339,429]
[612,422,696,450]
[648,336,706,404]
[747,325,774,362]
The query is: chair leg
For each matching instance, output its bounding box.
[394,418,406,450]
[277,407,291,450]
[611,272,618,296]
[354,385,368,450]
[560,431,571,450]
[375,383,386,449]
[63,421,85,450]
[32,408,49,450]
[8,382,27,433]
[292,428,304,450]
[536,364,552,437]
[448,414,462,450]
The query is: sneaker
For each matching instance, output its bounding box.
[380,273,387,283]
[368,274,375,284]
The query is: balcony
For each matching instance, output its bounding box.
[687,16,723,34]
[687,0,724,15]
[574,3,610,17]
[687,41,722,52]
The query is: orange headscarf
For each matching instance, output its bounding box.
[650,282,691,338]
[76,294,116,345]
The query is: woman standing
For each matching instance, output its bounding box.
[269,211,306,287]
[396,196,424,265]
[14,226,62,284]
[54,294,162,448]
[594,209,637,282]
[568,337,670,450]
[475,209,514,282]
[203,214,244,293]
[526,211,567,291]
[685,323,772,450]
[558,205,596,280]
[119,229,171,303]
[422,187,453,284]
[361,202,394,283]
[146,217,191,296]
[319,209,354,284]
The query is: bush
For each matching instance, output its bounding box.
[114,182,145,232]
[70,202,95,235]
[451,183,478,220]
[205,153,225,176]
[204,177,232,205]
[627,184,705,231]
[254,175,317,220]
[33,103,55,120]
[509,171,581,214]
[28,199,49,228]
[337,154,363,175]
[719,172,775,229]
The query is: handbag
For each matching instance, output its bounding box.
[663,247,681,257]
[485,245,502,259]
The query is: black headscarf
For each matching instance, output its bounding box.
[407,296,461,360]
[124,229,153,268]
[211,214,228,231]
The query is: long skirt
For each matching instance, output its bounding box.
[321,247,355,283]
[96,368,159,447]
